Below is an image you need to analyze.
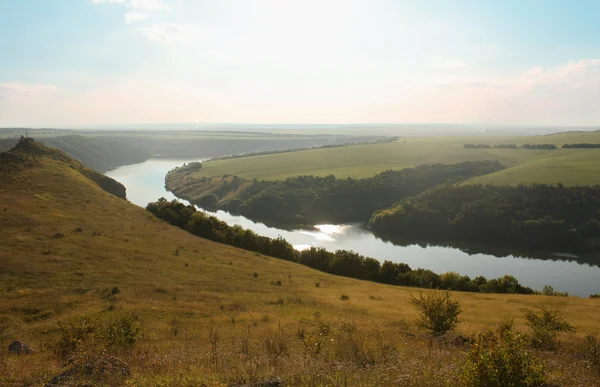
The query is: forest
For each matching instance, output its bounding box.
[146,198,535,294]
[369,184,600,253]
[194,160,505,227]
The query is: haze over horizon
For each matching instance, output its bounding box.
[1,0,599,127]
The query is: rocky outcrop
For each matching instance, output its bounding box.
[8,340,34,355]
[45,355,130,386]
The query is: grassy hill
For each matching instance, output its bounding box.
[188,131,600,185]
[1,140,600,386]
[0,135,150,173]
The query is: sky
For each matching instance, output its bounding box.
[0,0,599,127]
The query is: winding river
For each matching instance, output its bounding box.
[107,158,600,297]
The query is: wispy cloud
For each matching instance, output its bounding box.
[130,0,171,11]
[140,23,214,43]
[430,56,467,69]
[140,23,183,42]
[0,82,60,93]
[124,11,148,24]
[92,0,169,25]
[520,59,600,92]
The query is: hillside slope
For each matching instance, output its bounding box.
[1,140,599,386]
[0,135,150,172]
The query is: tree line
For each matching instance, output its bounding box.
[203,136,399,162]
[464,143,556,150]
[369,184,600,253]
[562,143,600,149]
[465,143,600,150]
[146,197,535,294]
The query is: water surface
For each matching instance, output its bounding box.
[107,159,600,297]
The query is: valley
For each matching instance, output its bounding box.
[1,137,599,386]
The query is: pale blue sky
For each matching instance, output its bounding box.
[0,0,599,126]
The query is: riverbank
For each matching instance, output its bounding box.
[106,159,600,296]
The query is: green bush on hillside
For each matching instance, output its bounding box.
[408,290,461,336]
[460,329,546,387]
[523,306,576,350]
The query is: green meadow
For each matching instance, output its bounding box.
[187,131,600,185]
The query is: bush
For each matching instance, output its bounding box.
[540,285,568,297]
[461,329,546,387]
[97,314,142,352]
[583,334,600,375]
[53,317,98,360]
[331,321,378,367]
[52,314,142,360]
[409,290,461,336]
[523,306,576,350]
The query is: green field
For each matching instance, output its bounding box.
[189,131,600,185]
[468,149,600,186]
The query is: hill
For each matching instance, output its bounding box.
[1,139,599,386]
[0,135,150,173]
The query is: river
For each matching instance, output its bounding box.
[106,158,600,297]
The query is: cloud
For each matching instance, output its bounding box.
[0,83,60,93]
[140,23,183,42]
[410,58,600,125]
[520,59,600,92]
[140,23,214,43]
[124,12,148,24]
[130,0,171,11]
[430,56,467,69]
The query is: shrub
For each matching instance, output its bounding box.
[583,334,600,375]
[264,324,289,363]
[105,286,120,299]
[97,314,142,352]
[540,285,568,297]
[409,290,461,336]
[498,318,515,336]
[340,294,349,301]
[590,294,600,299]
[523,306,576,350]
[461,329,546,387]
[331,321,377,367]
[52,314,142,360]
[52,316,98,360]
